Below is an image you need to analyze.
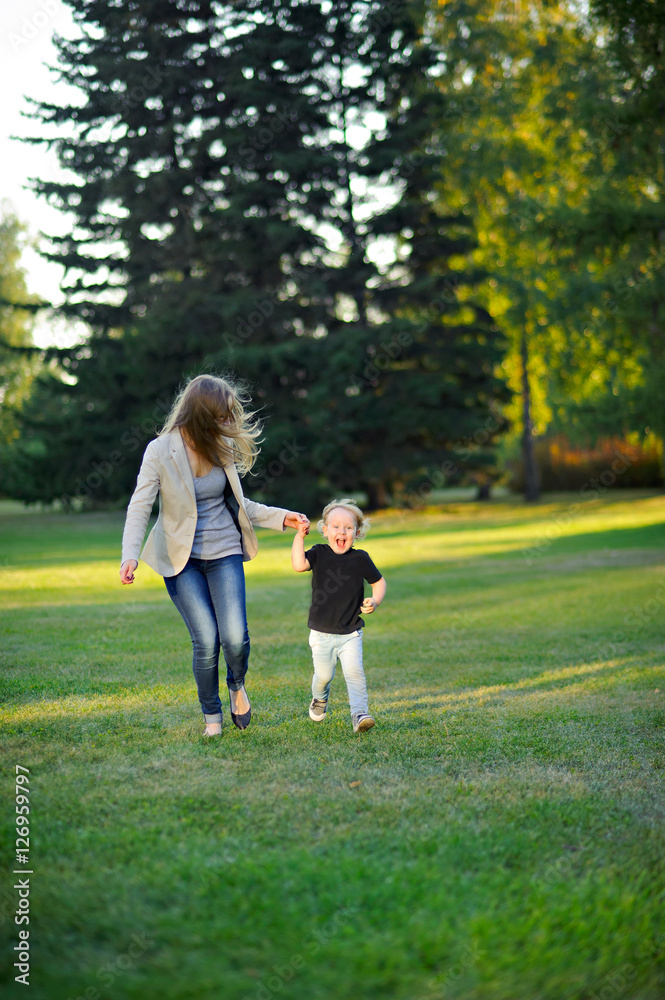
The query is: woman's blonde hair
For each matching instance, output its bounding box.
[160,374,262,474]
[317,499,370,540]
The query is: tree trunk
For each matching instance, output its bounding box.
[365,480,388,510]
[521,328,540,502]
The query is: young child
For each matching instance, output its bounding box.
[291,498,387,733]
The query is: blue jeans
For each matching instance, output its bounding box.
[164,555,250,724]
[308,629,368,718]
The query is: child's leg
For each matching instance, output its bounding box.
[309,630,337,702]
[337,630,369,718]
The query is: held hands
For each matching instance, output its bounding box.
[120,560,138,585]
[285,512,310,534]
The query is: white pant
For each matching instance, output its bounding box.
[308,629,368,717]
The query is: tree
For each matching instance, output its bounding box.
[0,210,40,449]
[16,0,335,505]
[235,0,510,508]
[429,0,622,501]
[544,0,665,477]
[13,0,509,509]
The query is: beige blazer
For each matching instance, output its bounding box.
[121,430,289,577]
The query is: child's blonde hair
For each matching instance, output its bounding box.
[318,499,370,540]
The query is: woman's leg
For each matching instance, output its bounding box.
[164,559,223,723]
[204,555,250,706]
[337,631,368,718]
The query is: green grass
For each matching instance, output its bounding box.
[1,490,664,1000]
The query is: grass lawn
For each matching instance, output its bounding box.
[1,490,664,1000]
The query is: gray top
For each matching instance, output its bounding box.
[190,466,243,560]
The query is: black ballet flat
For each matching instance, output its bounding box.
[231,707,251,730]
[230,688,251,730]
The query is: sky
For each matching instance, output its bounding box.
[1,0,80,347]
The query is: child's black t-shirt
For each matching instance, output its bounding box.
[305,543,382,635]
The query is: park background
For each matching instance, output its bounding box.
[1,1,664,998]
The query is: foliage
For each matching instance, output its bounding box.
[508,433,662,493]
[0,211,40,448]
[542,0,665,457]
[8,0,509,509]
[432,0,665,491]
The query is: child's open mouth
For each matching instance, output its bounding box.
[335,538,346,550]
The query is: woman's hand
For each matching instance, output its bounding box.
[120,560,138,585]
[284,512,310,533]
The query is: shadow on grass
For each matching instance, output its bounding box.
[2,655,654,743]
[375,656,650,714]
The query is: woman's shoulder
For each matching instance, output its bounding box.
[148,430,179,452]
[139,432,178,467]
[142,436,163,457]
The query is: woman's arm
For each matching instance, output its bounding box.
[242,496,309,532]
[119,442,161,581]
[227,459,309,532]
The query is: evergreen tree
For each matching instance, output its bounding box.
[228,0,510,507]
[17,0,333,505]
[14,0,509,509]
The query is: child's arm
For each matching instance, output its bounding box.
[291,520,311,572]
[361,576,386,614]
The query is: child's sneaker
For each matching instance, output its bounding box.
[353,712,375,733]
[309,697,328,722]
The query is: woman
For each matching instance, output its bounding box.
[120,374,309,736]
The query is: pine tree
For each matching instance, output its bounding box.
[210,0,510,507]
[14,0,509,508]
[17,0,334,504]
[295,0,510,507]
